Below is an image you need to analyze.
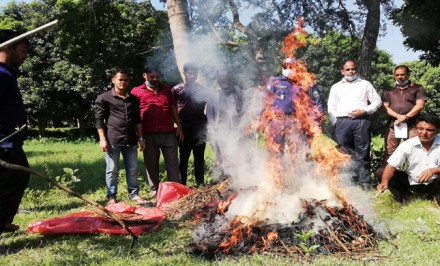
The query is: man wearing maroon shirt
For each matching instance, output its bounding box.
[131,66,183,196]
[382,65,427,160]
[172,63,208,187]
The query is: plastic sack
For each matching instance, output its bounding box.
[27,203,166,236]
[156,182,192,211]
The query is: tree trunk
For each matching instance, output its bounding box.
[37,118,46,137]
[166,0,192,79]
[358,0,381,81]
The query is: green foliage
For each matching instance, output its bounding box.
[0,0,169,135]
[294,229,319,255]
[391,0,440,66]
[54,167,81,188]
[370,134,385,181]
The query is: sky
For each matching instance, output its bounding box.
[0,0,421,64]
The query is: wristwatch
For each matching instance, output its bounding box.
[139,137,145,141]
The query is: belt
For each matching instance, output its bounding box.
[337,116,368,120]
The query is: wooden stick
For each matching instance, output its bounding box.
[0,158,139,254]
[320,217,351,254]
[0,124,26,144]
[0,20,58,49]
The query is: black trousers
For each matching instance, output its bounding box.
[387,169,440,196]
[334,117,372,185]
[0,148,30,234]
[178,126,206,185]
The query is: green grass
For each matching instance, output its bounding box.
[1,139,440,265]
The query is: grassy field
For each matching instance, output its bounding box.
[1,138,440,265]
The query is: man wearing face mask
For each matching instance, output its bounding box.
[263,57,324,154]
[328,60,382,190]
[172,63,208,187]
[131,65,183,197]
[382,65,427,160]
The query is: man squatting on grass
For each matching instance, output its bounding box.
[0,30,30,234]
[95,70,147,204]
[377,114,440,204]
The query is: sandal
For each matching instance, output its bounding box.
[4,223,19,232]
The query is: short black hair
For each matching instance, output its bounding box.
[341,59,357,69]
[394,65,410,74]
[416,114,440,129]
[0,29,29,50]
[183,63,198,73]
[114,70,129,76]
[143,64,160,74]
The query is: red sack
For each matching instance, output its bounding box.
[156,182,192,211]
[27,204,166,236]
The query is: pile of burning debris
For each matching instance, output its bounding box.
[165,180,383,259]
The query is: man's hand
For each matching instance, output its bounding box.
[176,126,184,142]
[395,114,409,124]
[417,169,434,183]
[138,139,145,151]
[349,109,366,118]
[99,139,108,152]
[377,182,388,192]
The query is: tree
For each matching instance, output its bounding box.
[1,0,169,135]
[391,0,440,66]
[160,0,394,81]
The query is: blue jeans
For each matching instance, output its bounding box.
[105,145,139,199]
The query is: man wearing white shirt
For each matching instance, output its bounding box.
[377,114,440,204]
[328,60,382,189]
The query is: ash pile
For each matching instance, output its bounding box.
[166,180,384,259]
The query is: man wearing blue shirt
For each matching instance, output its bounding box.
[0,30,30,234]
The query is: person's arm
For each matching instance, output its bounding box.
[364,82,382,114]
[383,102,408,125]
[417,167,440,183]
[97,128,108,152]
[135,123,145,151]
[327,86,337,125]
[170,105,184,142]
[405,100,425,120]
[377,164,397,192]
[95,95,109,152]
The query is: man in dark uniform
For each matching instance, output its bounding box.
[0,30,30,234]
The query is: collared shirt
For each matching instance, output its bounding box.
[0,62,27,148]
[94,89,141,146]
[382,82,427,127]
[171,82,207,127]
[387,136,440,185]
[131,83,176,133]
[266,76,300,115]
[328,77,382,125]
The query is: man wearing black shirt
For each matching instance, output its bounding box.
[95,71,146,204]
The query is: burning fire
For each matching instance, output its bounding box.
[192,18,377,258]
